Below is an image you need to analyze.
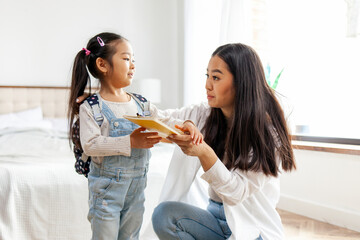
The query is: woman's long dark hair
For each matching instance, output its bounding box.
[203,43,295,177]
[68,32,126,145]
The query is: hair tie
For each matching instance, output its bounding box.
[82,48,91,56]
[97,37,105,47]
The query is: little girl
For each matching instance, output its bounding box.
[68,32,202,240]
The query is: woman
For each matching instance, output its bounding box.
[151,43,296,240]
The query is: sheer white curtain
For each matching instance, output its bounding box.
[219,0,253,45]
[345,0,360,37]
[183,0,252,106]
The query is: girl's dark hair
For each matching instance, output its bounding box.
[68,32,126,144]
[203,43,295,177]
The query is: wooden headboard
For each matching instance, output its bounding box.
[0,86,70,118]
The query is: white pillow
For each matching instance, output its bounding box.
[44,118,69,133]
[0,107,49,130]
[0,106,43,122]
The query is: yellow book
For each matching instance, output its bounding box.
[123,115,182,138]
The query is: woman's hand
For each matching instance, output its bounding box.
[174,121,203,145]
[167,134,205,156]
[167,134,217,171]
[130,127,162,148]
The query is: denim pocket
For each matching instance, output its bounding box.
[89,175,114,198]
[127,176,147,196]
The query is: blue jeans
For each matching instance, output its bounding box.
[152,200,232,240]
[152,200,263,240]
[87,101,150,240]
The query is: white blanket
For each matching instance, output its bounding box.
[0,128,91,240]
[0,127,175,240]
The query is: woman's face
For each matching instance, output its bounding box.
[206,55,235,118]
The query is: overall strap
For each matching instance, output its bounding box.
[128,92,151,117]
[85,93,103,126]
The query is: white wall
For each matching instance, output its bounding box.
[0,0,183,109]
[278,149,360,232]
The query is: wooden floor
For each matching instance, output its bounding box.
[279,209,360,240]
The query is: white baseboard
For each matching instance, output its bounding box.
[277,194,360,232]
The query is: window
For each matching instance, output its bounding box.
[264,0,360,139]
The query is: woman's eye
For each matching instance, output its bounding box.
[132,59,135,63]
[213,76,219,81]
[123,58,130,61]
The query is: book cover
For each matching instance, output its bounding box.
[123,115,182,138]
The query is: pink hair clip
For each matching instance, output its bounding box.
[97,36,105,47]
[82,48,91,56]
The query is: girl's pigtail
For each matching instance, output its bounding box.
[68,50,91,144]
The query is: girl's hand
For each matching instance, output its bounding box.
[130,127,162,149]
[175,121,203,145]
[76,92,90,103]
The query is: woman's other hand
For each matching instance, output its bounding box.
[76,92,90,103]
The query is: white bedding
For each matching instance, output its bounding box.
[0,127,90,240]
[0,125,175,240]
[0,87,177,239]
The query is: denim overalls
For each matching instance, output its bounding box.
[87,98,151,240]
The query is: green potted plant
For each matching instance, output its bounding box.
[265,64,284,90]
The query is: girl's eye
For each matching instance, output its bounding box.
[123,58,130,61]
[213,76,219,81]
[132,59,135,63]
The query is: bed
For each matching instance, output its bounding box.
[0,86,175,240]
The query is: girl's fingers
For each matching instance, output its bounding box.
[148,137,162,143]
[144,131,159,137]
[134,127,146,133]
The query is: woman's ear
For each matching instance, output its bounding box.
[95,57,109,75]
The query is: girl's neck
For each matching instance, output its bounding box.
[99,87,130,102]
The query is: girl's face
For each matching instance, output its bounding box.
[106,40,135,88]
[206,55,235,119]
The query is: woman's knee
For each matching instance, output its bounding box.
[152,201,178,232]
[152,201,174,222]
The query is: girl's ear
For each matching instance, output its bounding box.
[95,57,109,75]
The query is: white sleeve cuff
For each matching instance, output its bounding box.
[201,159,231,187]
[116,134,132,156]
